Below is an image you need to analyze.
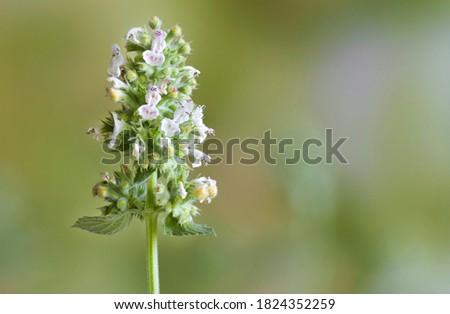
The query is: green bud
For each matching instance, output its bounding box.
[180,86,192,96]
[139,159,149,169]
[149,16,162,29]
[141,34,151,45]
[92,184,108,198]
[167,145,175,156]
[163,67,173,76]
[167,88,179,99]
[165,202,173,214]
[171,55,186,66]
[120,181,130,191]
[92,184,120,201]
[187,78,197,86]
[116,197,128,211]
[181,125,192,134]
[150,153,160,162]
[179,43,191,55]
[170,25,182,38]
[125,70,138,82]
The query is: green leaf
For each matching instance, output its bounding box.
[73,213,132,235]
[125,41,146,52]
[162,213,215,236]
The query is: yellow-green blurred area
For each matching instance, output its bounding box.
[1,0,450,293]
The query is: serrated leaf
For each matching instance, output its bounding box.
[73,213,132,235]
[162,213,215,236]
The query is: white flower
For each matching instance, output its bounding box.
[158,78,172,95]
[173,108,189,125]
[101,171,116,184]
[138,86,161,121]
[161,118,180,137]
[196,124,215,143]
[137,103,159,121]
[173,99,194,124]
[145,85,161,105]
[191,106,204,126]
[151,29,167,53]
[191,105,214,142]
[125,27,145,44]
[132,139,144,159]
[111,44,122,58]
[142,50,165,67]
[108,67,121,78]
[86,127,101,142]
[180,99,195,111]
[192,149,211,168]
[107,77,127,89]
[183,66,201,77]
[193,177,217,203]
[108,44,125,77]
[178,182,187,199]
[192,159,201,168]
[142,29,167,67]
[109,112,124,149]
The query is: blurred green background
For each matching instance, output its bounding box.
[1,0,450,293]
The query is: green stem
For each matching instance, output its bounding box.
[145,171,159,294]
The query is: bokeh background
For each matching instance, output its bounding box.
[1,0,450,293]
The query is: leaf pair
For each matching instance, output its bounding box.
[73,212,215,236]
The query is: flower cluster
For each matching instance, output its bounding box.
[75,16,217,236]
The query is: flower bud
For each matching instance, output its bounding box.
[116,197,128,211]
[180,86,192,96]
[170,25,182,38]
[106,87,125,102]
[163,67,173,76]
[92,184,108,198]
[179,43,191,55]
[167,145,175,156]
[120,181,130,191]
[125,70,138,82]
[171,55,186,66]
[181,125,192,134]
[187,78,197,86]
[149,16,162,29]
[139,159,149,169]
[150,153,160,162]
[141,34,151,45]
[178,215,193,224]
[167,87,179,98]
[101,171,116,184]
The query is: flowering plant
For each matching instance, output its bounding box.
[74,16,218,293]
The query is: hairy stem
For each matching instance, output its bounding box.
[145,171,159,294]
